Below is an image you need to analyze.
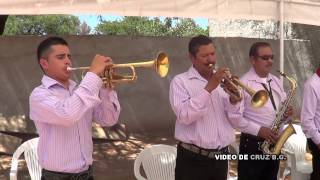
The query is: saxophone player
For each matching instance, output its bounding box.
[301,67,320,180]
[235,42,293,180]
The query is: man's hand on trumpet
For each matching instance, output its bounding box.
[89,54,113,75]
[204,67,230,93]
[222,75,243,104]
[204,67,242,104]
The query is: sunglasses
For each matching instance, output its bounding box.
[256,55,274,61]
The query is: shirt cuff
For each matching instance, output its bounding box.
[245,122,261,136]
[99,88,120,111]
[226,101,241,113]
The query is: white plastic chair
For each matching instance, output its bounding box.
[134,144,177,180]
[228,141,239,180]
[282,124,312,180]
[10,137,41,180]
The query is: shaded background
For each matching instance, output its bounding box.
[0,28,318,178]
[0,35,318,152]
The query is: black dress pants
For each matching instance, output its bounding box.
[41,166,94,180]
[175,143,228,180]
[238,133,279,180]
[307,138,320,180]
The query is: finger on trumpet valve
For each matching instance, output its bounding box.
[225,70,232,79]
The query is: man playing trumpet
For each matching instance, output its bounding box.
[29,36,121,179]
[169,35,243,180]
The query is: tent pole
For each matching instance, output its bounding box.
[280,0,284,82]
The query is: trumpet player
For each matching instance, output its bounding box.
[29,36,121,180]
[169,35,243,180]
[236,42,293,180]
[301,66,320,180]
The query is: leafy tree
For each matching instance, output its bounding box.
[3,15,80,35]
[171,18,208,37]
[95,16,208,37]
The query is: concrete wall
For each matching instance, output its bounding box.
[0,35,317,152]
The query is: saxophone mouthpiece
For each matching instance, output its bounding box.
[277,70,287,77]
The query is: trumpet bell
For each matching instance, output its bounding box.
[155,52,169,77]
[251,90,269,108]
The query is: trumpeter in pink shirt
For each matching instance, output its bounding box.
[29,37,120,179]
[169,35,242,180]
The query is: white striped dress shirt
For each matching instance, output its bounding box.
[29,72,120,173]
[301,73,320,145]
[236,68,286,136]
[169,66,241,149]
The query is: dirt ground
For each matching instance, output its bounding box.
[0,133,291,180]
[0,133,177,180]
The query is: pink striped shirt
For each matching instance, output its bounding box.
[236,68,286,136]
[301,73,320,145]
[169,66,241,149]
[29,72,120,173]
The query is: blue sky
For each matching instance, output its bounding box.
[78,15,208,29]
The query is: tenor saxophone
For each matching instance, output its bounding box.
[260,71,297,155]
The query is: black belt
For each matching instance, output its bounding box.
[42,166,93,180]
[178,142,228,158]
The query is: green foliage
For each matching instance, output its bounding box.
[95,16,208,37]
[3,15,80,35]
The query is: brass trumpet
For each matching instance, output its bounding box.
[212,67,269,108]
[67,52,169,88]
[228,77,269,108]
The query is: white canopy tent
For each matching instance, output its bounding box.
[1,0,320,74]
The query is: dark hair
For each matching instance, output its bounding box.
[188,35,213,57]
[249,42,271,57]
[37,36,68,71]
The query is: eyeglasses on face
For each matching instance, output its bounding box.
[256,55,274,61]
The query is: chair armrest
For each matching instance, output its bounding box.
[9,159,18,180]
[282,148,294,155]
[134,155,147,180]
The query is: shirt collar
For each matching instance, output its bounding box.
[247,67,272,84]
[41,75,76,90]
[187,66,208,82]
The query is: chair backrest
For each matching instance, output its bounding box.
[10,138,41,180]
[134,144,177,180]
[282,124,312,180]
[283,124,307,164]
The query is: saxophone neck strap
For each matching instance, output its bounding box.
[261,80,277,111]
